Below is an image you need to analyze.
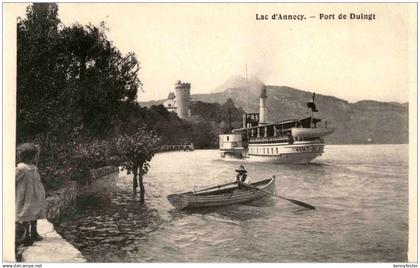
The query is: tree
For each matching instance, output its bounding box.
[17,3,142,141]
[17,3,63,140]
[191,121,217,148]
[59,23,141,136]
[115,127,161,203]
[16,3,146,192]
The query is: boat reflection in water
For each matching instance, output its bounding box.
[219,89,335,164]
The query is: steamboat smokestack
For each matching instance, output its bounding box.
[259,87,267,125]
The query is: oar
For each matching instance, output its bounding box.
[193,181,238,194]
[239,182,316,210]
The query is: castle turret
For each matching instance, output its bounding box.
[259,87,267,125]
[174,80,191,119]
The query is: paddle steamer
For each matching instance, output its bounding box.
[219,88,335,164]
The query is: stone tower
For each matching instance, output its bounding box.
[174,80,191,119]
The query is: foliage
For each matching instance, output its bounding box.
[32,138,91,191]
[114,126,161,175]
[191,122,218,148]
[116,103,193,145]
[145,106,193,145]
[191,98,245,136]
[16,3,149,191]
[16,3,225,200]
[74,138,120,169]
[17,3,141,142]
[58,23,141,136]
[17,3,62,139]
[114,126,162,204]
[191,98,244,124]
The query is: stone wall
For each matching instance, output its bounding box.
[90,166,119,180]
[46,181,79,223]
[46,166,119,223]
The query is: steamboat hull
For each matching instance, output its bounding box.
[246,142,325,164]
[246,152,321,164]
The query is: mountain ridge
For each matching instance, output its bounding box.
[140,85,408,144]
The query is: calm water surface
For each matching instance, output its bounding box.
[58,145,409,262]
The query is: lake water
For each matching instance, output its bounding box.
[57,145,409,262]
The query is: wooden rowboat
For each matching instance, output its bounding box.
[167,177,276,210]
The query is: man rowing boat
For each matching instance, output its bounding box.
[235,165,249,184]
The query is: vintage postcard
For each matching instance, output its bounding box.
[2,2,417,265]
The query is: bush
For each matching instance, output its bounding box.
[26,136,118,192]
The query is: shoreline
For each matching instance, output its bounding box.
[157,143,410,153]
[18,219,86,262]
[53,170,164,262]
[18,166,123,262]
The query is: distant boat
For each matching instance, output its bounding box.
[167,177,275,210]
[219,89,335,164]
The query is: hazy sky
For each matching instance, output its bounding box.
[13,3,416,103]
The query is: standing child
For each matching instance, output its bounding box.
[15,143,46,246]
